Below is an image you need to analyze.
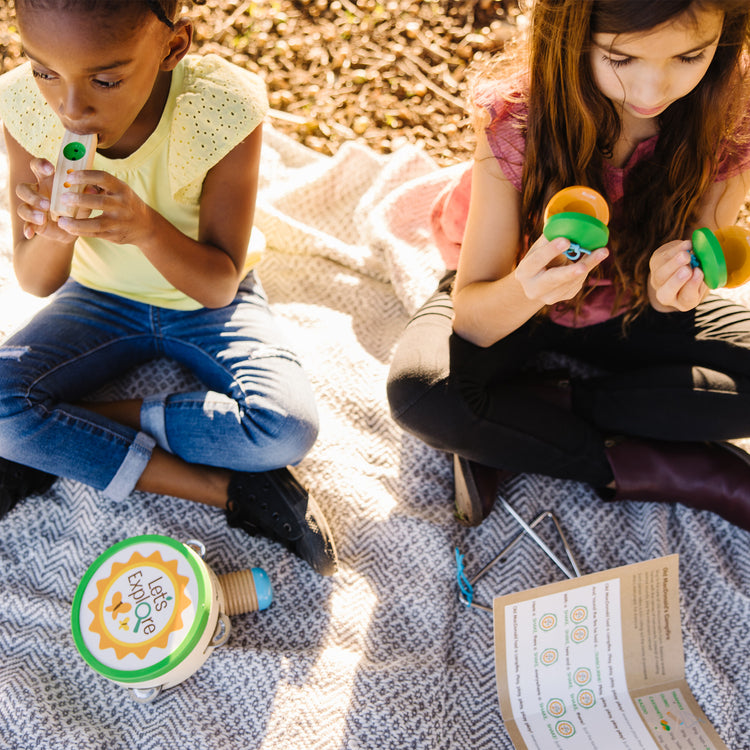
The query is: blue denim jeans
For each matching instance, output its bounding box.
[0,274,319,501]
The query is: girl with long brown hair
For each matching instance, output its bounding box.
[387,0,750,530]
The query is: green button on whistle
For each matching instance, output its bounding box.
[62,141,88,161]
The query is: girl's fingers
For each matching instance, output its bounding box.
[57,215,107,237]
[539,260,589,288]
[15,182,50,211]
[55,216,85,236]
[529,245,608,284]
[17,201,47,225]
[523,237,573,274]
[29,158,54,181]
[62,169,114,191]
[60,190,107,212]
[656,264,696,308]
[578,247,609,272]
[517,240,609,306]
[650,240,692,288]
[673,268,707,310]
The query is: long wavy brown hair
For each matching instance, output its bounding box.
[473,0,750,320]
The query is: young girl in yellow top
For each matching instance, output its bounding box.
[0,0,337,575]
[388,0,750,531]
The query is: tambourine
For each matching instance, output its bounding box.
[71,535,272,703]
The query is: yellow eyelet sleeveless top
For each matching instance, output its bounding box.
[0,54,268,310]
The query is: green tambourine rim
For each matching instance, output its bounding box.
[71,534,211,684]
[692,228,727,289]
[543,213,609,252]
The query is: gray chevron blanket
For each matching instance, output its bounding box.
[1,126,748,750]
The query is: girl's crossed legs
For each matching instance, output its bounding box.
[0,274,337,574]
[0,273,318,495]
[387,273,750,527]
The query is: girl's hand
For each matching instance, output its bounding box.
[55,170,152,245]
[648,239,707,312]
[14,158,74,243]
[515,234,609,306]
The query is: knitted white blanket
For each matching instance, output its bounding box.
[1,126,748,750]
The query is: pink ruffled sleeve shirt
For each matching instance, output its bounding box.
[431,89,750,327]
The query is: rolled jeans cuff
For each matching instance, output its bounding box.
[141,394,171,453]
[103,431,156,502]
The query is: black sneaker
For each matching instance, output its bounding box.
[0,457,56,520]
[226,467,338,576]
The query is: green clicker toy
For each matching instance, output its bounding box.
[690,225,750,289]
[543,186,610,261]
[543,185,750,289]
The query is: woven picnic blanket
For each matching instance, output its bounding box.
[1,125,748,750]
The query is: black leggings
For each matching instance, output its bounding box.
[386,271,750,488]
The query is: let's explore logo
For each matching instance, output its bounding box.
[87,550,190,660]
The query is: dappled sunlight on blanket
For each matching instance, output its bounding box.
[1,124,749,750]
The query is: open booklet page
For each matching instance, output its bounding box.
[493,555,729,750]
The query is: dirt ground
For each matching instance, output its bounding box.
[0,0,525,165]
[1,1,747,220]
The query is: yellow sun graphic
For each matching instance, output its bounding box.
[87,550,192,661]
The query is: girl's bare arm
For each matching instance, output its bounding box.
[694,169,750,230]
[452,131,607,347]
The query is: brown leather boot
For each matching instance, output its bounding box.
[604,438,750,530]
[453,454,514,526]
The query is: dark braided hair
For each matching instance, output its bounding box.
[13,0,191,27]
[145,0,175,28]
